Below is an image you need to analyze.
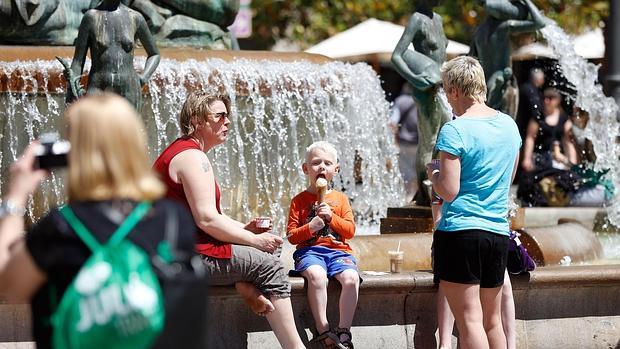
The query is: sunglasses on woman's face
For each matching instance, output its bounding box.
[210,112,229,121]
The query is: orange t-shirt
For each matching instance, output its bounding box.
[287,190,356,253]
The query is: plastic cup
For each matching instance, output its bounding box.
[256,217,271,229]
[388,250,404,273]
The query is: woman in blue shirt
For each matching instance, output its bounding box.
[427,56,520,349]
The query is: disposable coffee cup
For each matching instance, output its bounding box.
[388,250,404,273]
[256,217,271,229]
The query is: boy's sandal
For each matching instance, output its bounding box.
[335,327,354,349]
[310,329,347,349]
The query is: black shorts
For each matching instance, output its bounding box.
[433,229,509,288]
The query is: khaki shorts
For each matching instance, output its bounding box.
[201,244,291,298]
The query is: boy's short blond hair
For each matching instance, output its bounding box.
[305,141,338,163]
[440,56,487,103]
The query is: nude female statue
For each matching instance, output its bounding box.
[63,0,160,109]
[470,0,546,114]
[391,0,452,206]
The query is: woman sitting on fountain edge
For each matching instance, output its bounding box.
[152,91,305,349]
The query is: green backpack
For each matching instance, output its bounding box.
[51,201,164,349]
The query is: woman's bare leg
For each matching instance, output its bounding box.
[480,285,506,349]
[437,285,455,348]
[441,280,488,349]
[266,297,306,349]
[501,271,516,349]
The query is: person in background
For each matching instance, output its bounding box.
[522,88,577,172]
[390,84,419,200]
[0,94,197,348]
[153,91,305,349]
[516,68,545,138]
[428,56,520,349]
[287,141,359,349]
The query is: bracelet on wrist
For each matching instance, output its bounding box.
[431,169,440,176]
[0,199,26,217]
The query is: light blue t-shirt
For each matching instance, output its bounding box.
[435,113,521,236]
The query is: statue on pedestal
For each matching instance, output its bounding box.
[391,0,452,206]
[470,0,546,115]
[59,0,160,110]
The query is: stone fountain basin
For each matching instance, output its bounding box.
[279,221,604,273]
[3,265,619,348]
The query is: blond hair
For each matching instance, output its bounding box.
[305,141,338,163]
[65,94,165,202]
[179,91,231,136]
[440,56,487,103]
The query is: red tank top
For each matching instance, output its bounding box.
[153,137,232,258]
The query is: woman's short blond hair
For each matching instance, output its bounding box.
[441,56,487,103]
[179,91,231,135]
[65,93,165,202]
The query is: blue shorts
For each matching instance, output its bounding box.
[292,246,358,278]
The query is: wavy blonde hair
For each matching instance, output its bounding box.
[65,94,165,202]
[440,56,487,103]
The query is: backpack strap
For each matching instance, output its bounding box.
[59,201,152,252]
[108,201,152,246]
[59,206,102,252]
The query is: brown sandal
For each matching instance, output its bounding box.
[310,329,346,349]
[335,327,354,349]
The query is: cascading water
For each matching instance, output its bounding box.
[541,23,620,225]
[0,57,406,233]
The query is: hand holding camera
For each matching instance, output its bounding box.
[34,133,70,170]
[6,142,48,209]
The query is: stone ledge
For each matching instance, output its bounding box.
[2,265,620,348]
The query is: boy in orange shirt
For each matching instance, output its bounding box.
[287,141,359,349]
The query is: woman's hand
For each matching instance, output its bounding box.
[6,143,47,206]
[244,217,273,234]
[316,203,332,223]
[251,233,283,253]
[521,156,535,172]
[425,161,440,183]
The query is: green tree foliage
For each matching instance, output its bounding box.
[247,0,609,50]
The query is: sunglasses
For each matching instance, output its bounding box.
[210,112,229,121]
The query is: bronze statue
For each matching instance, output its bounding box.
[0,0,239,49]
[391,0,452,206]
[0,0,90,44]
[470,0,546,115]
[125,0,239,48]
[61,0,160,109]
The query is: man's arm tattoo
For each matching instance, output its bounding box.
[202,162,210,173]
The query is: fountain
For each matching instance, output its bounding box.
[0,50,406,233]
[1,1,620,348]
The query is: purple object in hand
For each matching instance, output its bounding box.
[507,230,536,275]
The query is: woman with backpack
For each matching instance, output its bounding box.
[0,94,200,349]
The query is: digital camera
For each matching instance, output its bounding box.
[34,133,70,169]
